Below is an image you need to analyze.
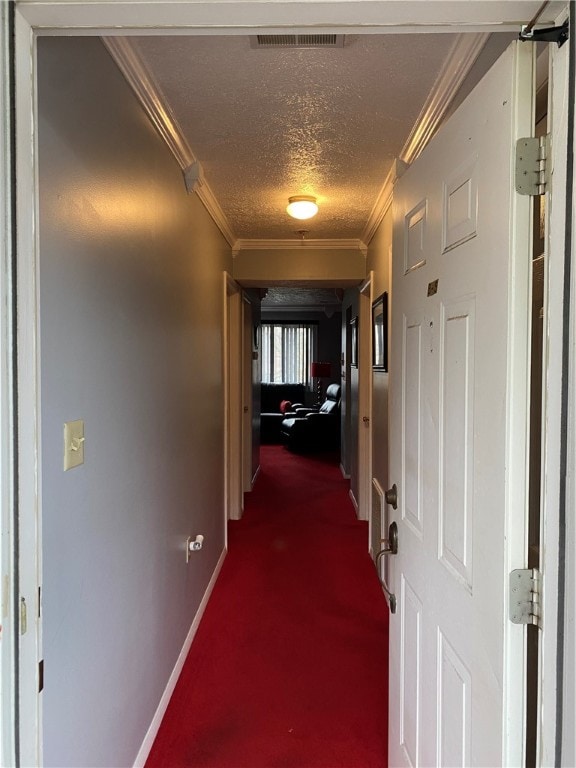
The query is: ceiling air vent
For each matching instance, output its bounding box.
[251,34,344,49]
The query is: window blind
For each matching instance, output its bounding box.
[261,323,316,385]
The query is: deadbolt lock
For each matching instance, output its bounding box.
[385,483,398,510]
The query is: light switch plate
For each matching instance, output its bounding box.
[64,420,85,471]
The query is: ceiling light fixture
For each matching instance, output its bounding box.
[286,195,318,220]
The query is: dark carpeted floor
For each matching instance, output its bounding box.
[146,445,389,768]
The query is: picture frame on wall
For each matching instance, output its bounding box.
[350,316,358,367]
[372,292,388,371]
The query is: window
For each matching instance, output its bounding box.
[261,323,316,385]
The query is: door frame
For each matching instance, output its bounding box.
[357,273,374,528]
[0,4,16,767]
[7,1,572,764]
[241,294,253,495]
[224,274,243,523]
[538,16,574,766]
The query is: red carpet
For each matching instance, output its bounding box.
[146,446,389,767]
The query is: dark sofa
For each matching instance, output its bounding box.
[260,383,307,443]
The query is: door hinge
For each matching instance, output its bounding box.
[509,568,541,627]
[515,135,550,196]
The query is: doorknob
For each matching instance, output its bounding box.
[379,578,396,614]
[375,523,399,614]
[385,483,398,510]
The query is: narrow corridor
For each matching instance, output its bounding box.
[146,446,389,767]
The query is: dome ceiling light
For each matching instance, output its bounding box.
[286,195,319,220]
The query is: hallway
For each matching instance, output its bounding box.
[9,8,573,765]
[146,446,389,767]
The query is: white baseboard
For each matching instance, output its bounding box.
[340,463,350,479]
[349,488,359,514]
[132,547,228,768]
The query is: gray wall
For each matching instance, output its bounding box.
[38,37,232,767]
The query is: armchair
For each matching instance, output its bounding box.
[280,383,341,452]
[260,383,307,443]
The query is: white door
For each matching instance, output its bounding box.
[388,42,534,767]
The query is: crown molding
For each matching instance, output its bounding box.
[183,160,236,245]
[400,32,490,165]
[103,37,236,246]
[361,32,488,246]
[233,238,368,257]
[361,159,408,246]
[103,37,194,168]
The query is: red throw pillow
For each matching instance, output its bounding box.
[279,400,292,414]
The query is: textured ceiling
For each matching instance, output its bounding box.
[130,34,459,240]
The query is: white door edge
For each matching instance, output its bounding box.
[14,10,43,767]
[0,4,16,767]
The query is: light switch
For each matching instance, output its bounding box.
[64,420,85,471]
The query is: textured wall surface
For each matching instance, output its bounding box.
[38,37,232,768]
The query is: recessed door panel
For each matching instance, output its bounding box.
[442,157,478,253]
[439,298,475,589]
[400,575,422,768]
[437,630,471,767]
[405,200,427,273]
